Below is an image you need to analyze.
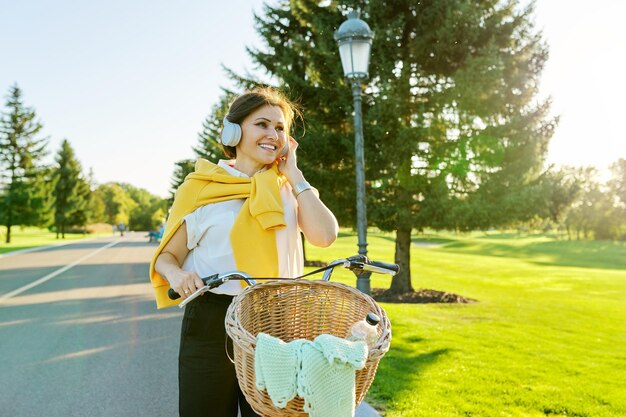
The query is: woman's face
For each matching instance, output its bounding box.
[235,104,287,175]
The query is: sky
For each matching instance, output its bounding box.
[0,0,624,198]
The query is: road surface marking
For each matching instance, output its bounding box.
[0,239,121,304]
[0,236,103,259]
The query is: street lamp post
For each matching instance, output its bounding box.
[334,11,374,294]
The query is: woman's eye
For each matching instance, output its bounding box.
[256,122,284,131]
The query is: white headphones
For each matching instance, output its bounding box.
[221,116,242,147]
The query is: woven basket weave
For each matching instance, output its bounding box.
[225,280,391,417]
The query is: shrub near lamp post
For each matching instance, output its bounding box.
[334,11,375,294]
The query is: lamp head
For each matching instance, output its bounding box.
[334,10,374,80]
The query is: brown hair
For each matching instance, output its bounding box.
[221,87,300,158]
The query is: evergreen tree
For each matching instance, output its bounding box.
[193,91,237,162]
[0,84,49,243]
[168,91,236,207]
[52,139,84,238]
[244,1,360,227]
[168,159,195,207]
[69,177,92,233]
[230,0,555,293]
[366,0,555,292]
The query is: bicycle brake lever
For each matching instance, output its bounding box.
[203,274,226,289]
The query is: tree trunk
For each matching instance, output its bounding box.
[5,224,11,244]
[389,226,414,294]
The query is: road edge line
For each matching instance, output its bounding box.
[0,235,107,259]
[0,239,121,304]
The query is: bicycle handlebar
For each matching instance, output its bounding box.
[167,256,399,308]
[344,255,399,274]
[167,274,219,302]
[167,272,255,303]
[368,259,400,273]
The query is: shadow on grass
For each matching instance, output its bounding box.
[367,342,450,411]
[374,234,457,246]
[413,237,456,245]
[475,232,549,240]
[441,239,626,270]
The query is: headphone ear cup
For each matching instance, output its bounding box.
[221,118,242,146]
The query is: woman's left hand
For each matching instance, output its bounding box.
[278,136,305,184]
[277,136,339,247]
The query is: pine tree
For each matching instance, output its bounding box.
[0,84,49,243]
[365,0,556,292]
[193,90,237,162]
[168,159,195,207]
[165,92,235,208]
[210,1,360,227]
[52,139,84,238]
[230,0,555,294]
[69,177,92,233]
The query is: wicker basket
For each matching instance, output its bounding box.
[225,280,391,417]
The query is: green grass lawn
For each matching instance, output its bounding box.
[306,230,626,417]
[0,226,105,254]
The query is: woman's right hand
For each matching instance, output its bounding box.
[167,269,204,300]
[154,221,204,300]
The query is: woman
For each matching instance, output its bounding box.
[149,87,338,417]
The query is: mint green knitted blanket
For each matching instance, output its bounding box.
[255,332,368,417]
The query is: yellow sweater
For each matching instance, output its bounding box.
[149,158,286,308]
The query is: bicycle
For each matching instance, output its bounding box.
[168,255,397,417]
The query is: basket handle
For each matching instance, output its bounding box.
[225,334,235,364]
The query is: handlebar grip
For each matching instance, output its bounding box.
[368,260,400,273]
[167,274,221,301]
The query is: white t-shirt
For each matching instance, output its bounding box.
[181,160,304,295]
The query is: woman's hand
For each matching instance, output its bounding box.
[278,136,305,184]
[166,268,204,300]
[154,224,204,300]
[276,136,339,248]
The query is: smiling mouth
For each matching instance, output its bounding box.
[258,143,277,151]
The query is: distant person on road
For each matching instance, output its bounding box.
[148,224,165,243]
[149,87,338,417]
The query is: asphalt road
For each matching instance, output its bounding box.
[0,234,380,417]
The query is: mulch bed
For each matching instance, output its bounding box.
[304,259,475,304]
[371,288,476,304]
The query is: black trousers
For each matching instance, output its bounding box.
[179,292,261,417]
